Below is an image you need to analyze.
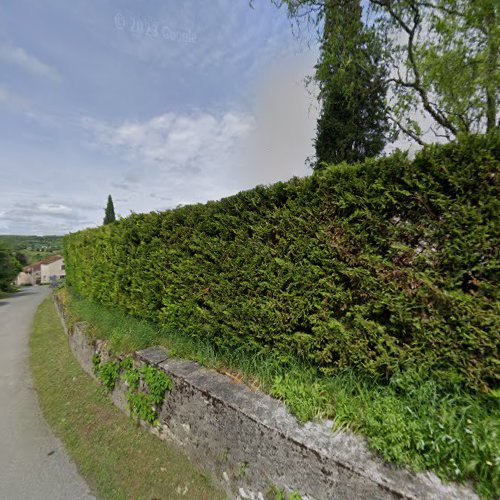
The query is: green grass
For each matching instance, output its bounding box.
[60,288,499,498]
[30,297,225,500]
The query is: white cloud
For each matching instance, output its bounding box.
[0,201,91,235]
[81,110,257,206]
[0,0,321,236]
[79,49,318,211]
[38,203,73,215]
[83,110,255,178]
[0,45,61,82]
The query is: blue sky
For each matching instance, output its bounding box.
[0,0,319,234]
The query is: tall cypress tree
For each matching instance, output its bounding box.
[313,0,391,168]
[103,195,116,225]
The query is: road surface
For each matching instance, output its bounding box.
[0,286,94,500]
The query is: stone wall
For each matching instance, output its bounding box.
[53,296,477,500]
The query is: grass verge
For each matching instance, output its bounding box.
[60,288,499,499]
[30,297,225,500]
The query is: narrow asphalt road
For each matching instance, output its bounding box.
[0,287,94,500]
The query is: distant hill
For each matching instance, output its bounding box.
[0,235,63,264]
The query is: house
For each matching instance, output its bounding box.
[40,256,65,284]
[15,270,35,286]
[15,255,65,286]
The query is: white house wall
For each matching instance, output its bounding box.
[15,272,34,286]
[40,259,65,284]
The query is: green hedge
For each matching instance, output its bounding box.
[65,134,499,392]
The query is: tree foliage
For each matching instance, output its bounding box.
[103,195,116,225]
[64,134,500,393]
[314,0,392,167]
[15,252,29,266]
[271,0,499,145]
[0,243,21,291]
[373,0,499,143]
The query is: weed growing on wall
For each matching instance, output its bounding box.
[91,352,173,424]
[269,486,303,500]
[139,364,173,404]
[126,363,173,424]
[98,361,120,392]
[31,299,224,500]
[92,353,120,392]
[125,391,156,424]
[120,357,140,389]
[92,353,101,374]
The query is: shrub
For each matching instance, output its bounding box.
[64,134,499,393]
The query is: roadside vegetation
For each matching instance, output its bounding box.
[64,136,499,395]
[61,287,499,499]
[0,242,21,292]
[30,298,224,500]
[16,0,499,497]
[61,134,499,498]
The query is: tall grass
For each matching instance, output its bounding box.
[60,288,499,498]
[31,297,223,499]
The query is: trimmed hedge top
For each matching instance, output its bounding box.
[65,134,499,392]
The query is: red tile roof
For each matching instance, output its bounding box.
[23,255,63,273]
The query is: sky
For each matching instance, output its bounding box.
[0,0,321,235]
